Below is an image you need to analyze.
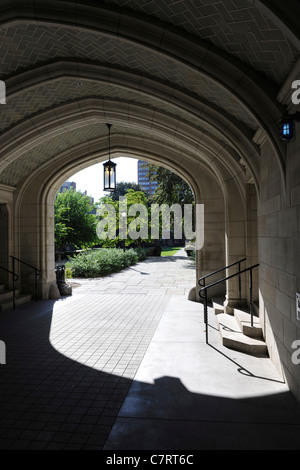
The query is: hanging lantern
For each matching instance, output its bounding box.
[103,159,117,191]
[103,123,117,191]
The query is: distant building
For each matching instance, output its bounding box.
[57,183,95,212]
[81,190,96,214]
[59,181,76,193]
[80,189,94,205]
[137,160,158,196]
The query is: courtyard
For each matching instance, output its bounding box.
[1,251,300,450]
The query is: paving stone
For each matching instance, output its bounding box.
[0,251,195,449]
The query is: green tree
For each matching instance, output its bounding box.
[109,181,146,201]
[97,188,151,247]
[145,163,195,238]
[55,188,98,249]
[145,164,194,205]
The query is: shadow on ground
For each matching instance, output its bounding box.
[146,254,195,268]
[1,297,300,450]
[104,376,300,450]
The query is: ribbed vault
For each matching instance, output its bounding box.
[0,0,298,192]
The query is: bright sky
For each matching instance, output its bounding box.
[69,157,138,202]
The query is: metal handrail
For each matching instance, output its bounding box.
[198,258,247,307]
[0,265,19,310]
[199,263,259,344]
[198,258,247,286]
[10,256,40,301]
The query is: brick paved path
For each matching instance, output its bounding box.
[2,251,300,450]
[0,251,195,449]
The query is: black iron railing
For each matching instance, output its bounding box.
[198,258,247,307]
[0,265,19,310]
[199,263,259,344]
[10,256,41,302]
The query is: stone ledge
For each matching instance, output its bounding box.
[234,308,263,338]
[217,313,268,357]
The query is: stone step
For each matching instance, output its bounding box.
[0,293,32,311]
[234,308,263,339]
[0,289,21,302]
[212,297,225,314]
[216,313,268,357]
[212,297,259,315]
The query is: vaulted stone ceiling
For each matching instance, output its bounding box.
[0,0,298,188]
[100,0,298,83]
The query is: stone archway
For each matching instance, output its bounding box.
[0,203,9,285]
[0,0,298,401]
[12,121,250,311]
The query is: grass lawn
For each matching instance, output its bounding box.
[160,247,183,256]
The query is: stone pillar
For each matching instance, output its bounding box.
[194,171,226,301]
[15,180,60,300]
[223,181,247,313]
[0,204,9,285]
[246,183,258,304]
[0,185,14,288]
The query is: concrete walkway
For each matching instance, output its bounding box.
[1,249,300,450]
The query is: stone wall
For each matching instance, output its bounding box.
[258,127,300,400]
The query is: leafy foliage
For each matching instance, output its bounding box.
[145,163,194,205]
[66,247,148,278]
[143,163,195,237]
[55,188,98,249]
[98,188,152,247]
[108,181,146,201]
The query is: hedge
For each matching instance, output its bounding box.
[65,247,148,278]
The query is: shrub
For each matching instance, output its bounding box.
[65,247,147,278]
[65,266,72,279]
[132,247,149,261]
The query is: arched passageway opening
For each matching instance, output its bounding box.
[0,0,299,404]
[1,70,263,347]
[21,132,234,302]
